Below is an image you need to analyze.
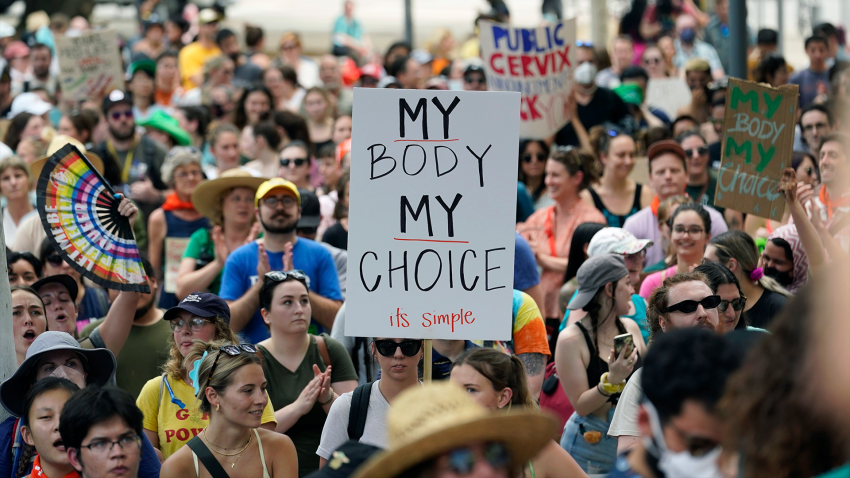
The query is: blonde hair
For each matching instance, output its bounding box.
[184,339,263,413]
[203,55,232,82]
[163,316,239,380]
[0,155,32,190]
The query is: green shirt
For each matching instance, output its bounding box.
[258,335,357,477]
[80,315,173,398]
[181,228,220,294]
[685,173,724,214]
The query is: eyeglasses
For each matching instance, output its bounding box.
[374,339,423,357]
[205,344,259,395]
[665,295,721,313]
[464,76,486,85]
[684,146,708,157]
[265,270,311,288]
[261,196,298,209]
[443,443,511,475]
[174,170,203,180]
[668,422,721,457]
[803,122,828,132]
[718,296,747,313]
[673,226,704,236]
[522,153,546,163]
[81,435,141,456]
[280,158,308,168]
[169,317,213,332]
[110,110,133,120]
[45,255,64,266]
[643,57,662,65]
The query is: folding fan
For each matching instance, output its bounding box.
[36,143,151,293]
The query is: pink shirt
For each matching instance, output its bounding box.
[639,265,678,300]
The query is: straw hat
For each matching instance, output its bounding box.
[30,135,105,180]
[192,168,268,220]
[351,382,558,478]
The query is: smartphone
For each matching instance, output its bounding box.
[614,333,634,357]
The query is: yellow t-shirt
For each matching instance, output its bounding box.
[178,42,221,89]
[136,374,277,460]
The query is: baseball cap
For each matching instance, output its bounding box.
[0,21,15,40]
[128,58,157,80]
[199,8,220,25]
[297,188,320,229]
[647,140,686,162]
[588,228,653,257]
[360,63,384,80]
[0,331,116,417]
[568,254,629,310]
[255,178,301,207]
[102,89,134,114]
[7,92,53,119]
[411,49,433,65]
[163,292,231,323]
[32,274,79,302]
[464,64,486,77]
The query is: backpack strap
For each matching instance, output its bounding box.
[315,335,332,370]
[186,435,231,478]
[347,382,373,441]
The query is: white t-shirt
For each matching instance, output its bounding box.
[608,368,642,438]
[316,379,390,459]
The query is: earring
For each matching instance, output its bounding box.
[216,403,220,412]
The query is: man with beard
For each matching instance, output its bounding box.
[80,259,170,397]
[92,90,169,220]
[22,43,57,95]
[220,178,343,344]
[216,29,263,89]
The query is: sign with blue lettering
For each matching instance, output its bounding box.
[346,89,520,340]
[478,18,576,139]
[715,78,798,221]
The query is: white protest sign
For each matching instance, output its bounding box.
[346,89,520,341]
[645,77,692,119]
[56,29,125,102]
[478,19,576,140]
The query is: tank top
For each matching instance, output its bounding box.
[587,184,643,228]
[192,429,270,478]
[159,211,210,309]
[575,322,642,403]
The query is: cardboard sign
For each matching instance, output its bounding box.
[715,78,798,221]
[345,89,520,341]
[478,19,576,139]
[56,29,125,102]
[164,237,190,293]
[645,78,692,119]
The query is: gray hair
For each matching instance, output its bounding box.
[161,146,203,184]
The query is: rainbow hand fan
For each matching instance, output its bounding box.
[36,143,150,293]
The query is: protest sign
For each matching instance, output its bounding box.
[56,29,125,102]
[478,19,576,140]
[715,78,798,221]
[645,77,692,119]
[346,89,520,341]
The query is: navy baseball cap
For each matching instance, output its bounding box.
[163,292,231,323]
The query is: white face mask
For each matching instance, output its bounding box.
[574,61,598,85]
[642,402,723,478]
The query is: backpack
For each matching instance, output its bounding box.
[347,382,373,441]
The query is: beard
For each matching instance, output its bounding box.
[109,123,136,141]
[134,292,157,320]
[764,266,794,287]
[260,209,298,234]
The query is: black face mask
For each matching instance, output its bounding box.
[763,266,793,287]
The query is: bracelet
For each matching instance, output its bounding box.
[596,382,612,397]
[319,387,335,405]
[600,373,625,395]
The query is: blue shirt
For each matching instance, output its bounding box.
[219,239,343,344]
[431,341,479,380]
[513,233,540,291]
[332,16,362,46]
[790,68,831,109]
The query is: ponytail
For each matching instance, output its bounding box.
[453,348,535,408]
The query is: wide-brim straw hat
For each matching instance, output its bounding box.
[31,135,105,180]
[351,382,559,478]
[192,168,268,220]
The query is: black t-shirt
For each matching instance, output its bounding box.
[554,87,631,146]
[746,288,788,329]
[322,222,348,250]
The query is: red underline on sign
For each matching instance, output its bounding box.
[393,139,459,142]
[393,238,470,243]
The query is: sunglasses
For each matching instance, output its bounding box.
[522,152,546,163]
[265,270,311,288]
[443,443,511,475]
[374,339,422,357]
[684,146,708,157]
[665,295,721,314]
[45,255,64,266]
[280,158,308,168]
[644,57,662,64]
[205,344,259,394]
[110,110,133,120]
[464,76,485,85]
[718,296,747,313]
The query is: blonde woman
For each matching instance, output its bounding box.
[0,156,36,245]
[136,293,277,461]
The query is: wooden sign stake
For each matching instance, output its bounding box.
[423,339,433,382]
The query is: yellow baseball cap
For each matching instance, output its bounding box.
[255,178,301,207]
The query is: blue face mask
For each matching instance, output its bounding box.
[680,28,697,44]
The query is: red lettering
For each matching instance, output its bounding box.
[507,55,520,76]
[176,429,190,441]
[522,96,543,121]
[176,409,189,420]
[164,429,175,443]
[520,55,533,77]
[489,53,504,75]
[422,312,432,327]
[533,54,552,76]
[191,428,202,437]
[556,47,571,72]
[201,412,210,420]
[465,310,475,324]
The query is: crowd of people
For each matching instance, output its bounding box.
[0,0,849,478]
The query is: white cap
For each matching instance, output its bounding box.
[0,21,14,39]
[7,92,53,119]
[587,227,653,257]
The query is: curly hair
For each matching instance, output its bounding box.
[646,271,712,342]
[720,286,848,478]
[163,316,239,380]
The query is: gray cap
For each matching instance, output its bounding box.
[568,254,629,310]
[0,331,116,417]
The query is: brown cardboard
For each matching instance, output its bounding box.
[714,78,798,221]
[56,29,125,102]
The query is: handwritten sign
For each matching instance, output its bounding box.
[645,78,692,120]
[56,29,125,102]
[345,89,520,340]
[715,78,798,221]
[478,19,576,140]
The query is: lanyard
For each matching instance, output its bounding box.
[107,137,137,184]
[163,376,186,409]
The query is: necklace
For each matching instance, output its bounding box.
[201,428,252,467]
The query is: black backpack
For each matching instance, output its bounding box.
[347,382,373,441]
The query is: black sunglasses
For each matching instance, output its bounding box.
[684,146,709,157]
[280,158,308,167]
[374,339,422,357]
[265,270,310,287]
[204,344,259,394]
[522,152,546,163]
[464,76,485,85]
[110,110,133,120]
[664,295,721,314]
[718,296,747,313]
